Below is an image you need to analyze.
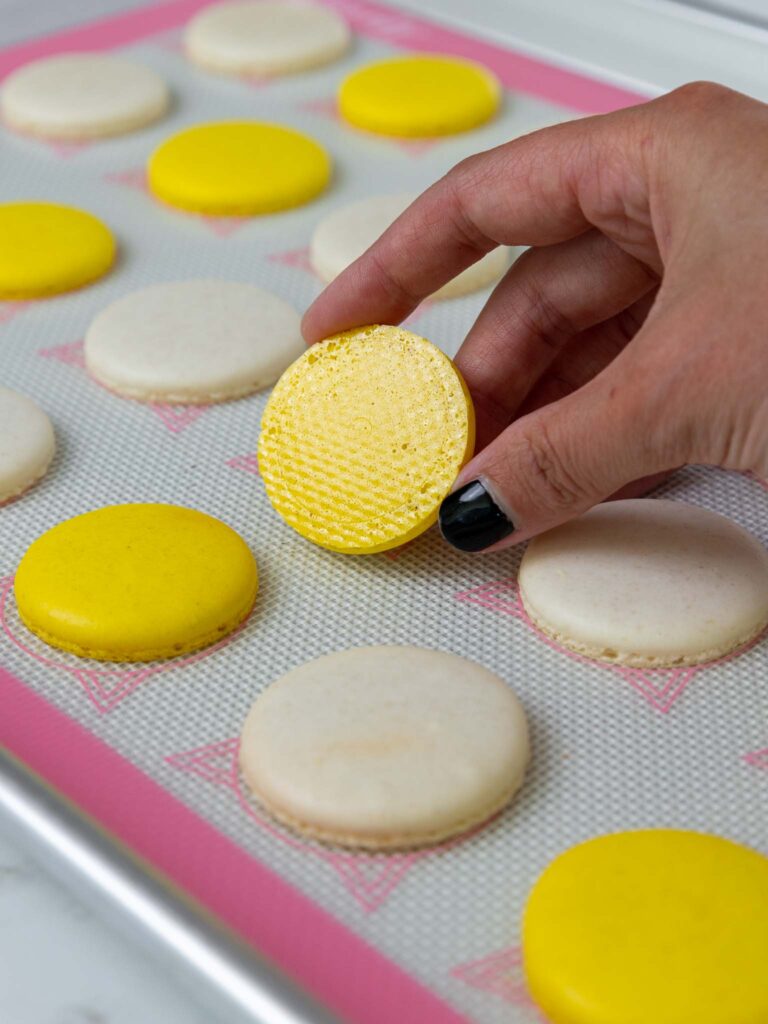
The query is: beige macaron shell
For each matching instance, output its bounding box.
[84,280,305,403]
[309,192,511,300]
[519,498,768,667]
[240,645,530,849]
[184,0,350,76]
[0,387,55,502]
[0,54,169,139]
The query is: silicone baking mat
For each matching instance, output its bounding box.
[2,2,767,1022]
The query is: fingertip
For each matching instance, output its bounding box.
[300,305,321,346]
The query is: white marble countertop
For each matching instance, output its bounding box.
[0,821,217,1024]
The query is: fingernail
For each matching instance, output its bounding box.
[439,479,515,552]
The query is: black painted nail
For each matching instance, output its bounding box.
[439,479,515,552]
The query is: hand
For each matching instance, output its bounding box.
[302,82,768,552]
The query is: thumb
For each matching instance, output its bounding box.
[438,359,673,552]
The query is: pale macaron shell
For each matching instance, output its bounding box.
[0,53,169,140]
[0,387,55,503]
[518,498,768,667]
[185,0,350,76]
[84,280,305,404]
[239,645,530,849]
[309,192,512,299]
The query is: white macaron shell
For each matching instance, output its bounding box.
[0,387,55,502]
[519,498,768,666]
[85,280,305,403]
[185,1,350,76]
[240,645,529,847]
[1,54,169,139]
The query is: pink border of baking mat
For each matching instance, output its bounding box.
[0,1,648,1019]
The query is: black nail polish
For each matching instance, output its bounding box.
[439,480,515,552]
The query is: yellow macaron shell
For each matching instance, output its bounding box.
[522,829,768,1024]
[0,202,116,299]
[338,55,500,137]
[15,504,258,662]
[147,121,332,215]
[258,325,475,554]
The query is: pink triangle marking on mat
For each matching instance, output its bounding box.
[0,301,30,326]
[226,453,259,475]
[455,578,702,714]
[267,247,316,275]
[0,577,251,715]
[38,339,86,367]
[382,540,413,560]
[47,139,91,159]
[325,851,420,914]
[745,470,768,492]
[166,736,425,913]
[299,97,339,118]
[197,215,248,238]
[164,738,241,789]
[450,947,543,1015]
[149,403,210,434]
[744,747,768,771]
[74,667,153,714]
[104,167,148,192]
[243,74,273,89]
[390,137,442,157]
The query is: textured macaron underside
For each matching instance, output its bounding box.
[258,325,475,553]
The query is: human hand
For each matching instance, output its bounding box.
[302,82,768,552]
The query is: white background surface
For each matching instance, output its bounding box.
[1,1,767,1023]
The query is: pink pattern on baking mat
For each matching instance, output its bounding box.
[47,139,92,158]
[745,471,768,492]
[37,340,212,435]
[450,947,544,1017]
[0,301,30,326]
[226,453,260,475]
[149,402,210,433]
[166,736,439,913]
[0,576,249,714]
[454,577,763,714]
[39,338,87,367]
[744,748,768,771]
[104,167,148,190]
[267,246,316,275]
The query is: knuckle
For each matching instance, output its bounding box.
[367,248,422,310]
[664,80,735,112]
[516,279,580,351]
[441,168,495,256]
[513,419,589,512]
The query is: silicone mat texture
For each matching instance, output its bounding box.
[1,4,767,1023]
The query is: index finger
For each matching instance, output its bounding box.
[301,101,651,343]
